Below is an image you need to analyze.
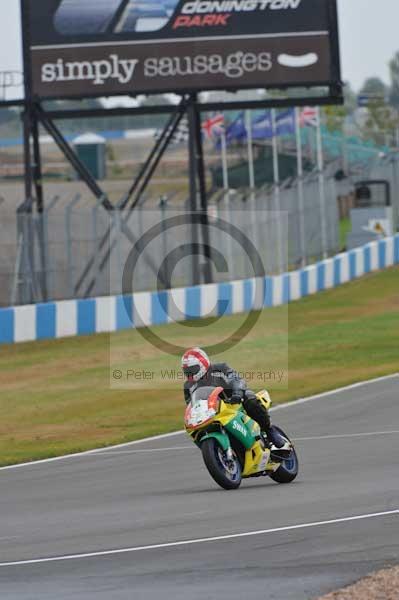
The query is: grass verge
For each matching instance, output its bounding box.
[0,266,398,466]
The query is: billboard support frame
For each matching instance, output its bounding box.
[74,98,189,298]
[192,94,213,285]
[187,96,201,286]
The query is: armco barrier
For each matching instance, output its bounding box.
[0,235,398,345]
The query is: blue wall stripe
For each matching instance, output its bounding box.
[395,236,399,264]
[0,308,14,344]
[300,270,309,297]
[378,240,386,269]
[36,303,56,340]
[264,276,273,307]
[152,291,169,325]
[349,251,357,280]
[77,299,96,335]
[217,283,233,316]
[282,274,290,304]
[317,262,326,291]
[116,296,133,330]
[243,280,254,312]
[185,287,201,320]
[364,246,371,273]
[333,257,341,287]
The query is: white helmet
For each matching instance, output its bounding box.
[181,348,210,382]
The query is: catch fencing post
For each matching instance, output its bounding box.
[295,107,307,267]
[43,195,61,296]
[316,108,328,259]
[245,110,255,202]
[65,193,82,298]
[91,195,107,297]
[42,194,61,301]
[159,196,170,288]
[271,109,283,273]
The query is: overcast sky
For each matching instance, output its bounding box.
[1,0,399,98]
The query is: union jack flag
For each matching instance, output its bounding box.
[202,114,225,139]
[299,107,318,127]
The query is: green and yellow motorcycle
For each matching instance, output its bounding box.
[185,386,298,490]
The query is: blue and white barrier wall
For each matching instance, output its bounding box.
[1,235,398,345]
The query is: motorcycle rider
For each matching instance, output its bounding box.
[182,347,289,450]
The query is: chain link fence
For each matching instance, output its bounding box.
[0,166,343,306]
[4,150,399,308]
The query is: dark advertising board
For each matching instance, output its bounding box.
[22,0,341,100]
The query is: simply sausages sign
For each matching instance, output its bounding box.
[22,0,341,99]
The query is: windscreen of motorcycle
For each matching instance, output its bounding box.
[185,386,221,428]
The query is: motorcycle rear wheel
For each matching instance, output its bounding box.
[268,426,299,484]
[201,438,242,490]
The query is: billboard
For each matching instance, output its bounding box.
[22,0,341,100]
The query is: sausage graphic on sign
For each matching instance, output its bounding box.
[277,53,319,68]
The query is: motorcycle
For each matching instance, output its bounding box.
[185,386,298,490]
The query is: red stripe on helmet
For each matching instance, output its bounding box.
[183,348,210,371]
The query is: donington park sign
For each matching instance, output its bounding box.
[22,0,341,99]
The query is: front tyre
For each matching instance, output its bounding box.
[201,438,242,490]
[269,427,299,484]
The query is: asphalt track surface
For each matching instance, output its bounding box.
[1,375,398,599]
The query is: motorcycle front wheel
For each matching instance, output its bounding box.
[201,438,242,490]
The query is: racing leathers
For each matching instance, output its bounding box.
[183,362,277,443]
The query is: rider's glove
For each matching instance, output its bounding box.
[230,391,243,404]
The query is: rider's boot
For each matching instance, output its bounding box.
[265,427,292,458]
[243,392,291,454]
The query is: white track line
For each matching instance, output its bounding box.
[271,373,399,412]
[1,510,397,568]
[96,445,193,455]
[89,430,399,455]
[295,430,399,442]
[0,431,184,472]
[1,373,397,472]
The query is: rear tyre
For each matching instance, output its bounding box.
[201,438,242,490]
[269,427,299,484]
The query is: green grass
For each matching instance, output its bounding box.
[0,266,398,466]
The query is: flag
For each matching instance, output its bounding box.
[226,112,247,143]
[251,111,273,140]
[202,114,224,139]
[154,117,189,146]
[299,107,318,127]
[246,109,295,141]
[276,108,295,136]
[214,112,247,148]
[171,118,189,144]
